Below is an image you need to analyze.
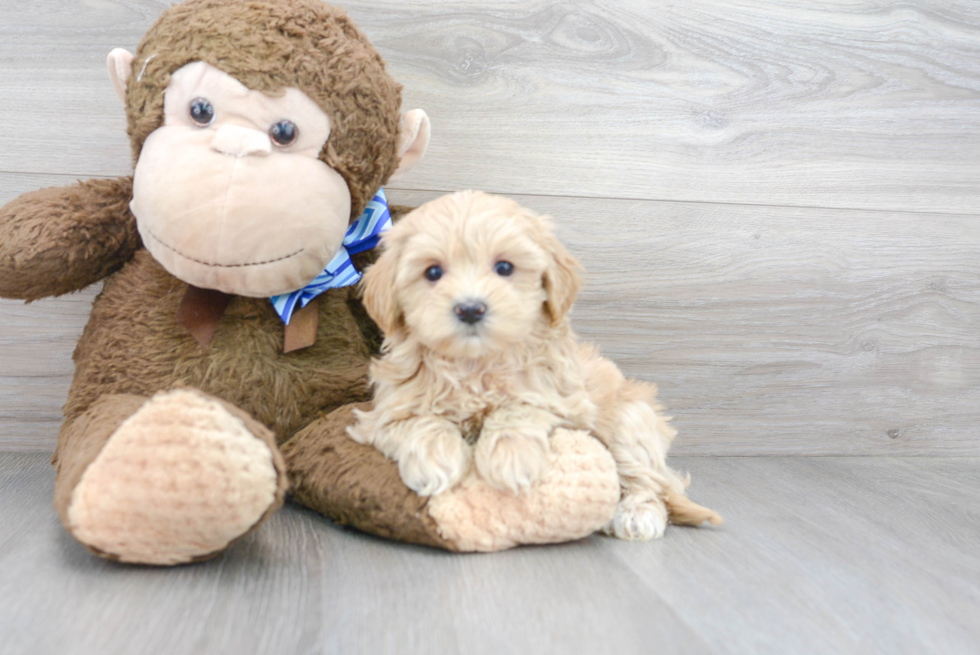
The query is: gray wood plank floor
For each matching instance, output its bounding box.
[2,452,978,655]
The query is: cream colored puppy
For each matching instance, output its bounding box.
[349,191,721,540]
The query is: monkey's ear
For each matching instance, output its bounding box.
[361,247,402,336]
[389,109,430,182]
[107,48,135,104]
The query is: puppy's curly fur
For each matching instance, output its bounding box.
[349,191,721,540]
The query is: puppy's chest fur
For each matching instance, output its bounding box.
[425,358,596,440]
[434,367,522,423]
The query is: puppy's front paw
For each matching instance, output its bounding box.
[396,426,471,497]
[603,496,668,541]
[475,428,551,494]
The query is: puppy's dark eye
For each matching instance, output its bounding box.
[270,120,298,147]
[494,261,514,277]
[189,98,215,127]
[424,265,443,282]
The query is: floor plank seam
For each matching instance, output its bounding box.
[387,186,980,218]
[5,172,980,218]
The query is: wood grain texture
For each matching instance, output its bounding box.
[1,453,978,655]
[0,1,979,212]
[1,183,978,455]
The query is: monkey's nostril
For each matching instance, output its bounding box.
[453,301,487,325]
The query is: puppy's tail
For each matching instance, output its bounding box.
[665,491,723,527]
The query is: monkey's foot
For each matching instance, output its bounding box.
[65,390,285,565]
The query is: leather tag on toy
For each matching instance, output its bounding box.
[176,285,232,349]
[283,298,319,353]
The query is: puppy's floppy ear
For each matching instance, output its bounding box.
[361,245,401,336]
[542,227,582,326]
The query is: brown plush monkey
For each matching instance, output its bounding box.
[0,0,620,564]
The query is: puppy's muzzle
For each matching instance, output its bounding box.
[453,300,487,325]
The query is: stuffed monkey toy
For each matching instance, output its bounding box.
[0,0,621,564]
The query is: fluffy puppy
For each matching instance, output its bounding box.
[349,190,721,539]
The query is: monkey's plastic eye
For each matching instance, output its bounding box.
[270,120,298,147]
[424,265,443,282]
[189,98,214,127]
[494,261,514,277]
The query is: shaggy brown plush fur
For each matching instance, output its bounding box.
[127,0,401,220]
[282,403,456,550]
[0,178,141,301]
[64,248,380,436]
[58,203,411,437]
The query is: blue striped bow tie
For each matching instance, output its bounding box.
[270,189,391,324]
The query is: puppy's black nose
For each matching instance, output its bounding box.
[454,301,487,325]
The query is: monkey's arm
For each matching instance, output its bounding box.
[0,177,141,301]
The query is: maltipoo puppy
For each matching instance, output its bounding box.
[349,191,721,540]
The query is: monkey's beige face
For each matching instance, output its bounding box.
[365,192,579,360]
[131,62,350,297]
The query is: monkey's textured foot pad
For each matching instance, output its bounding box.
[427,429,621,552]
[67,390,281,565]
